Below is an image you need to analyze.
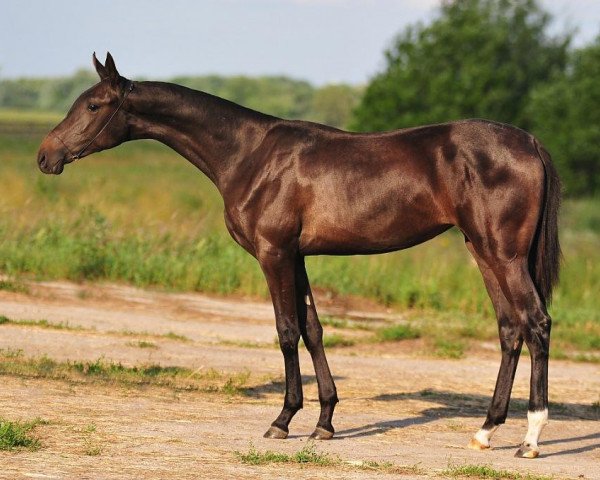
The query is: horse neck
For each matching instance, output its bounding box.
[126,81,275,191]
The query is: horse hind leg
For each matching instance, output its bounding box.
[465,240,523,451]
[475,250,551,459]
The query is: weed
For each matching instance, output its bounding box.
[434,338,465,359]
[320,315,349,329]
[0,417,46,451]
[163,331,191,342]
[0,317,85,331]
[376,324,420,341]
[236,443,422,474]
[83,423,97,433]
[443,464,553,480]
[127,340,158,349]
[0,351,252,393]
[84,442,102,456]
[217,339,271,349]
[221,371,251,395]
[236,442,334,466]
[322,334,355,348]
[0,280,29,294]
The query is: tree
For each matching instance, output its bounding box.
[309,84,363,129]
[528,38,600,195]
[351,0,570,132]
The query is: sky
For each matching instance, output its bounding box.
[1,0,599,85]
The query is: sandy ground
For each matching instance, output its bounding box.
[0,280,598,480]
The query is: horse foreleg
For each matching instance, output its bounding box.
[295,257,338,439]
[258,246,303,439]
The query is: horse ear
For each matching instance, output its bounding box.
[93,52,108,80]
[104,52,120,86]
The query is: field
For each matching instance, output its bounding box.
[0,121,598,359]
[0,113,599,478]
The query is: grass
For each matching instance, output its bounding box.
[0,315,192,344]
[0,279,29,294]
[236,443,424,474]
[376,324,421,341]
[127,340,158,349]
[162,331,191,342]
[322,333,355,348]
[433,338,466,359]
[0,109,62,124]
[236,442,334,466]
[443,464,553,480]
[0,316,84,331]
[0,349,253,394]
[0,133,598,356]
[0,417,47,451]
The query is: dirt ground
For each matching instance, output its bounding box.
[0,280,598,480]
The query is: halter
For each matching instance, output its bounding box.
[54,81,134,160]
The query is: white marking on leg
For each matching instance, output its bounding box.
[474,425,499,447]
[523,409,548,449]
[305,294,311,306]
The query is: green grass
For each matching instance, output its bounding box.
[443,464,553,480]
[0,417,47,451]
[434,338,466,359]
[0,314,196,346]
[127,340,158,349]
[162,331,191,342]
[0,316,84,331]
[322,334,355,348]
[0,349,252,394]
[0,279,29,294]
[0,109,62,124]
[376,324,421,341]
[236,442,334,466]
[236,443,423,474]
[0,134,598,355]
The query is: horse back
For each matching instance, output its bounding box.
[226,119,544,256]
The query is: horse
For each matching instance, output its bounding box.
[37,53,561,459]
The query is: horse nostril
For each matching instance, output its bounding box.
[39,154,47,168]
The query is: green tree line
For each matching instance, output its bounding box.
[0,70,362,130]
[352,0,599,196]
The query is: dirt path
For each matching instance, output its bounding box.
[0,280,598,480]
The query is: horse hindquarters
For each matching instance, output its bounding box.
[463,137,560,458]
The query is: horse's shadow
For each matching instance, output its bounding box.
[244,374,346,397]
[333,389,599,457]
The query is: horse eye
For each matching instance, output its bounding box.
[87,104,99,112]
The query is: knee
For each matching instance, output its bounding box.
[498,323,522,354]
[277,326,300,353]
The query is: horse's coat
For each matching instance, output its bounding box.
[37,53,561,458]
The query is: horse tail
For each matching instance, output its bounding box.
[530,137,562,306]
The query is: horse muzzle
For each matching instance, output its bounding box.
[37,135,69,175]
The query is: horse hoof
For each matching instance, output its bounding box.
[467,437,490,451]
[263,426,288,439]
[514,444,539,459]
[309,427,334,440]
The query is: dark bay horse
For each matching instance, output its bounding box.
[37,53,561,459]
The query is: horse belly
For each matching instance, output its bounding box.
[298,192,449,255]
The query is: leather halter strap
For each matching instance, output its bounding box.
[55,81,134,160]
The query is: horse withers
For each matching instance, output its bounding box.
[37,53,561,459]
